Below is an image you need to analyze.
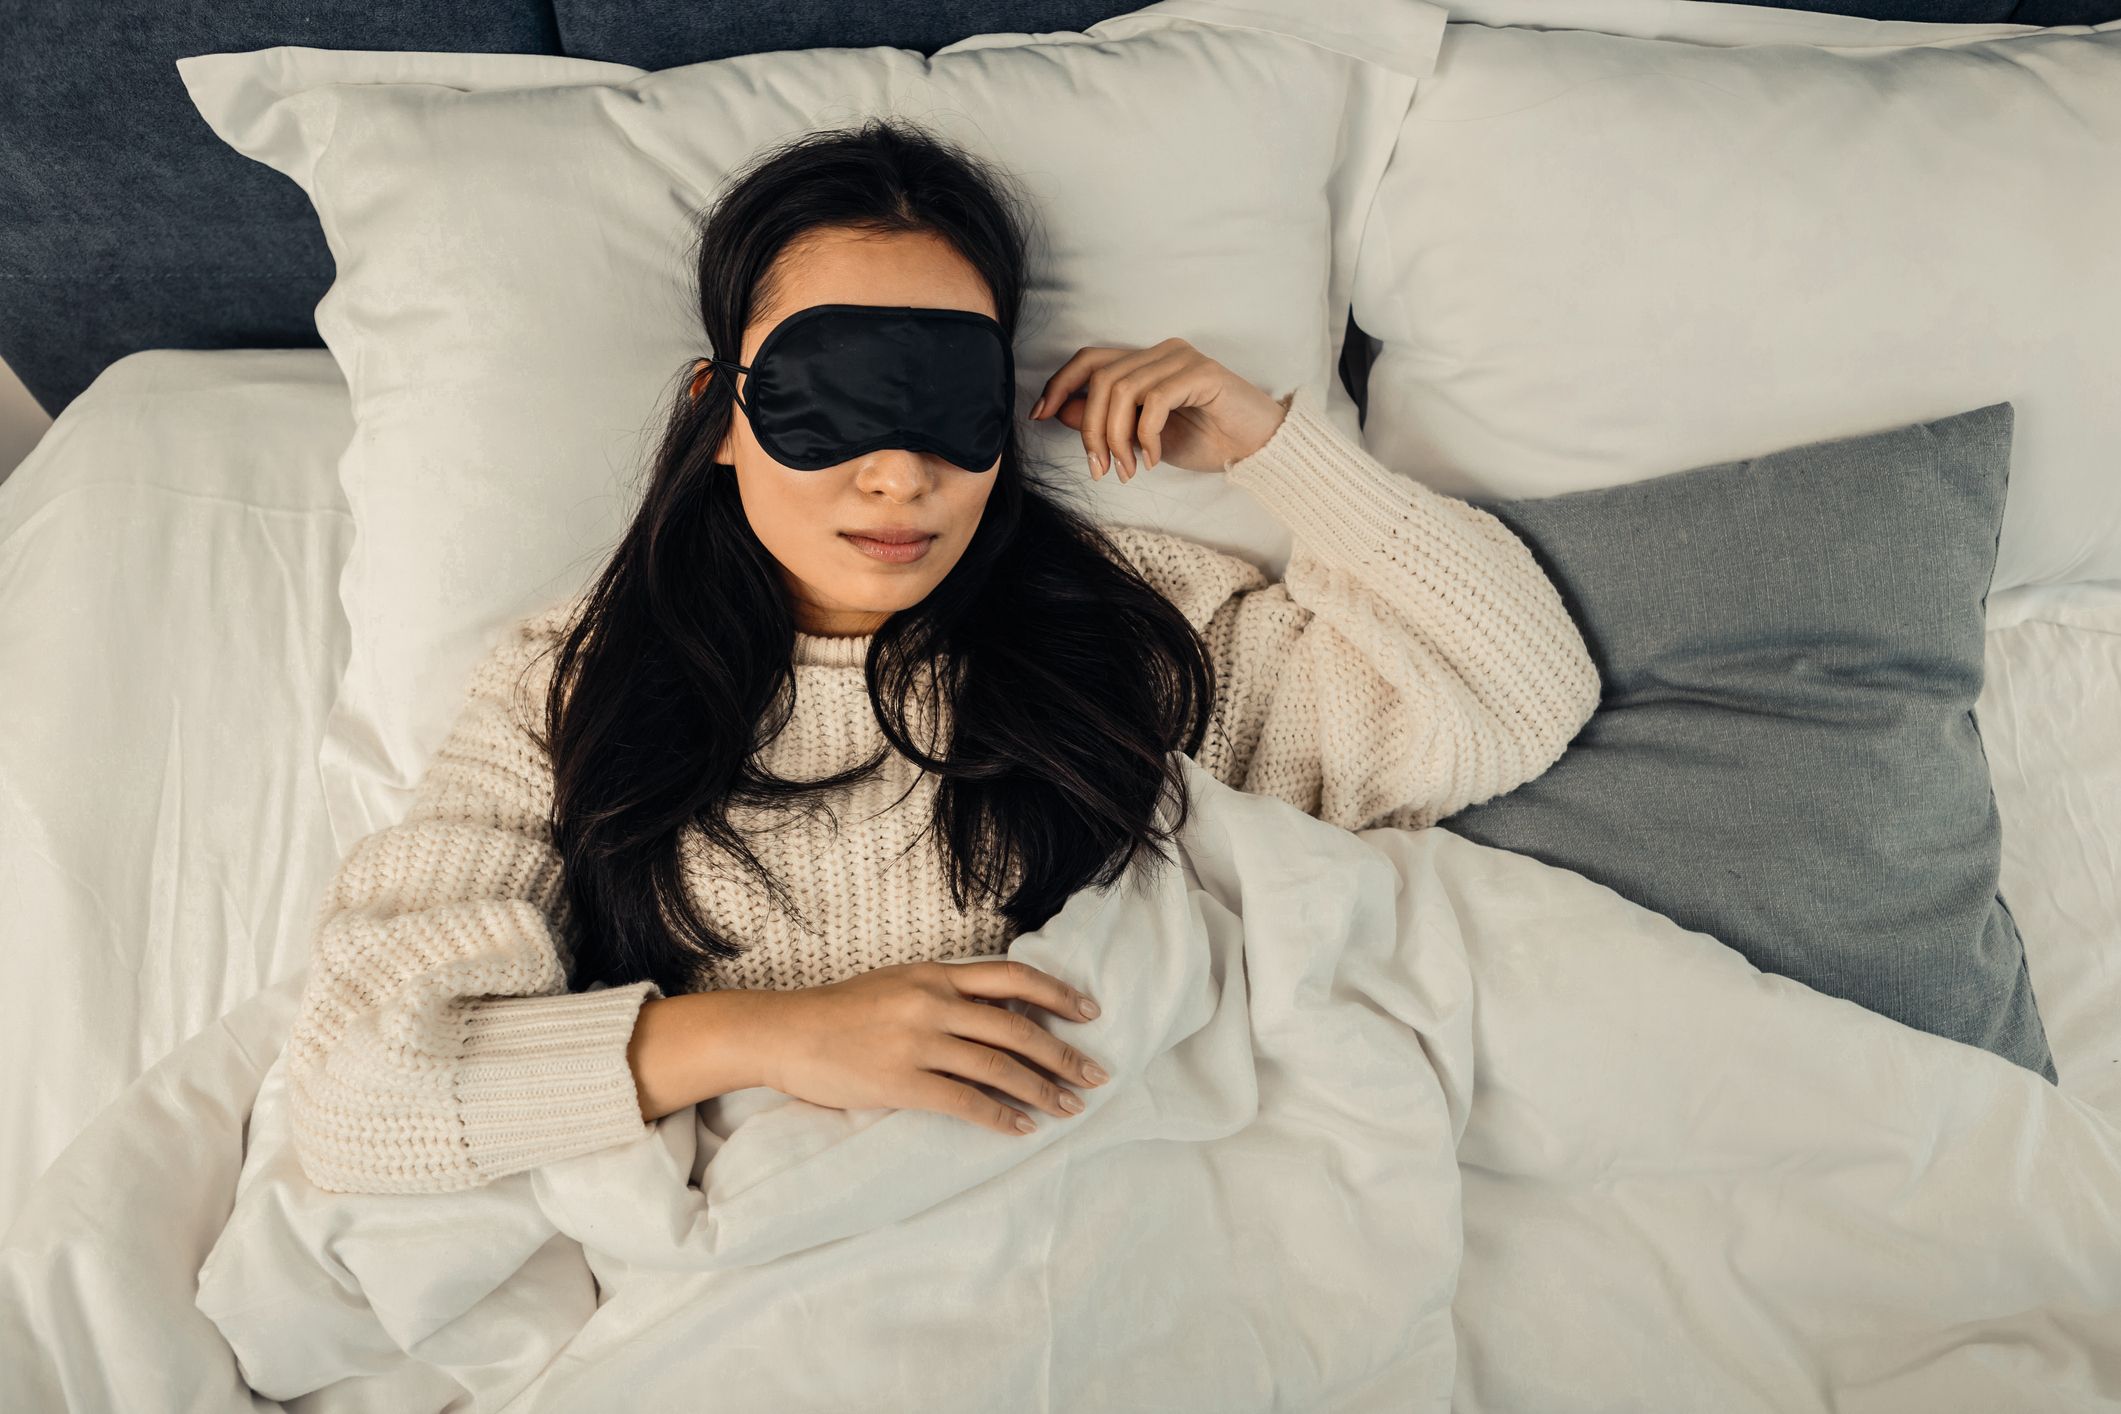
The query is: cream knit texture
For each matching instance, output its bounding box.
[286,384,1601,1194]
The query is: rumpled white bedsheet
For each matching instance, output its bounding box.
[0,347,354,1228]
[8,753,2120,1414]
[198,749,1476,1412]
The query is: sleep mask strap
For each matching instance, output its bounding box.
[696,356,754,415]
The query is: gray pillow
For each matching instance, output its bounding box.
[1446,401,2057,1084]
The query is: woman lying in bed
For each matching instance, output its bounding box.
[287,117,1600,1195]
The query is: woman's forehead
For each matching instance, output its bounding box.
[749,228,995,351]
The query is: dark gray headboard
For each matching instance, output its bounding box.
[3,0,2116,420]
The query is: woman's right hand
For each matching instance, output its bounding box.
[754,960,1110,1136]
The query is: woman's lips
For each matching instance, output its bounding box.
[842,532,935,563]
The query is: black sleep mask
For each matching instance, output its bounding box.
[705,302,1015,472]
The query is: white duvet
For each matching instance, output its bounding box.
[7,753,2119,1413]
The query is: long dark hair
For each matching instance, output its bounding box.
[524,118,1218,997]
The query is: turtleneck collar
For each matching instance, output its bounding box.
[792,628,873,669]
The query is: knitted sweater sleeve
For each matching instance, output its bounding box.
[285,599,664,1195]
[1105,383,1601,834]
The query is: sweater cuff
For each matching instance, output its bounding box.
[1221,384,1423,570]
[454,979,664,1179]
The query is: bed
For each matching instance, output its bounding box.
[4,0,2120,1410]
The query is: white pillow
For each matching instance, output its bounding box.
[176,0,1447,854]
[1352,5,2121,593]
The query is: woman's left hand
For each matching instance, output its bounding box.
[1029,337,1289,481]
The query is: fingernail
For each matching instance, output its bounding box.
[1014,1114,1037,1134]
[1083,1062,1109,1085]
[1089,453,1102,479]
[1079,996,1100,1018]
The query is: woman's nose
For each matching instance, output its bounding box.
[855,446,942,486]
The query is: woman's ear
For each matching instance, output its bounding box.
[687,358,714,403]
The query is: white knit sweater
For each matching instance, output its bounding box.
[287,384,1601,1194]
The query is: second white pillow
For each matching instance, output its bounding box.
[1354,10,2121,592]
